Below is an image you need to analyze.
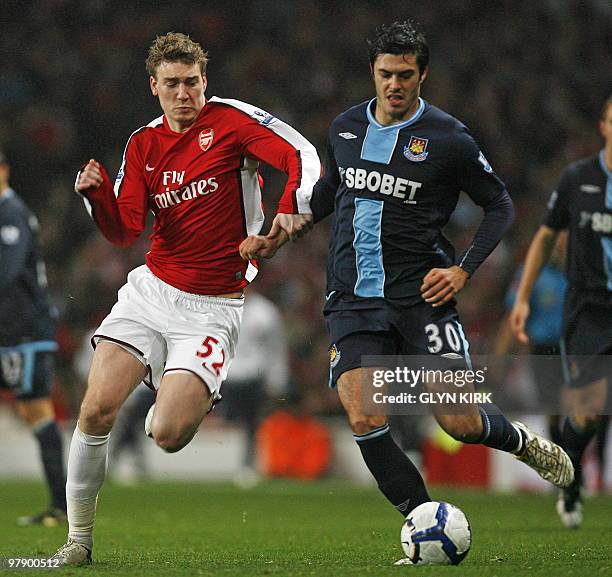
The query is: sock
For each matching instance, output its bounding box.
[355,424,430,516]
[560,417,599,488]
[66,423,110,549]
[471,403,523,454]
[548,415,562,447]
[33,419,67,511]
[595,415,609,487]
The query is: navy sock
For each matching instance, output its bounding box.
[470,403,522,453]
[560,417,600,488]
[355,425,430,516]
[34,420,67,511]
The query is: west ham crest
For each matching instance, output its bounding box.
[199,128,214,152]
[403,136,429,162]
[329,344,341,368]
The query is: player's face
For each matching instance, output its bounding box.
[150,61,207,132]
[600,103,612,148]
[371,53,427,125]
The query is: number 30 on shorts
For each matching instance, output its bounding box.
[196,336,226,376]
[424,322,463,354]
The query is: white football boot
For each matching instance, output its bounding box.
[513,421,574,488]
[144,403,155,438]
[50,539,92,566]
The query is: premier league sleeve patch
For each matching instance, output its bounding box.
[403,136,429,162]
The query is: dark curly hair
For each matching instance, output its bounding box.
[367,20,429,75]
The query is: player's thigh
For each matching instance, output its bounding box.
[338,368,388,434]
[81,341,148,421]
[335,331,398,432]
[562,308,611,420]
[153,371,213,438]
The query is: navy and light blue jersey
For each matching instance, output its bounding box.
[311,98,513,305]
[0,189,56,345]
[544,151,612,307]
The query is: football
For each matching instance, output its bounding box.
[400,501,471,565]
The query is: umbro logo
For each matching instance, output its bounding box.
[580,184,601,194]
[339,132,357,140]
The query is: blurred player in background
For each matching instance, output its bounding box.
[242,20,574,557]
[0,151,66,526]
[51,32,319,566]
[223,288,289,484]
[495,234,568,440]
[510,95,612,528]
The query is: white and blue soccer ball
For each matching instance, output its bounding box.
[400,501,471,566]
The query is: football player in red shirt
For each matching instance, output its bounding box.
[51,32,319,566]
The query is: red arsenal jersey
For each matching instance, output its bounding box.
[78,97,320,295]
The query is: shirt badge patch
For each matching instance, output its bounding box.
[403,136,429,162]
[199,128,214,152]
[251,108,277,126]
[329,344,341,368]
[339,132,358,140]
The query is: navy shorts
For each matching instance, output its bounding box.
[561,302,612,389]
[0,341,58,400]
[324,294,471,386]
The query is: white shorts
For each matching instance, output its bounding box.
[93,265,243,400]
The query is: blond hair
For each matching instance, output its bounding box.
[145,32,208,77]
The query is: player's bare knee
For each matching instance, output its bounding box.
[348,413,387,436]
[438,414,483,443]
[152,419,197,453]
[79,398,119,434]
[154,430,193,453]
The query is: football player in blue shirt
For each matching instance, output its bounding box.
[0,151,66,526]
[511,95,612,528]
[242,20,573,533]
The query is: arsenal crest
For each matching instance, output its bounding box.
[199,128,214,152]
[403,136,429,162]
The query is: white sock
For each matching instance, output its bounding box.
[66,422,110,549]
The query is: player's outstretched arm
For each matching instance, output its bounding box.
[509,225,559,344]
[239,228,290,260]
[420,265,469,308]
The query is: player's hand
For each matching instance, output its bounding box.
[421,266,469,308]
[239,228,289,260]
[509,301,530,345]
[269,213,313,241]
[75,159,103,194]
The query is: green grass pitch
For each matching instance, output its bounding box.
[0,480,610,576]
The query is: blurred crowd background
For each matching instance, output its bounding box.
[1,0,611,417]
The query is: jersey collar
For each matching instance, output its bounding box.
[366,97,426,130]
[361,98,426,165]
